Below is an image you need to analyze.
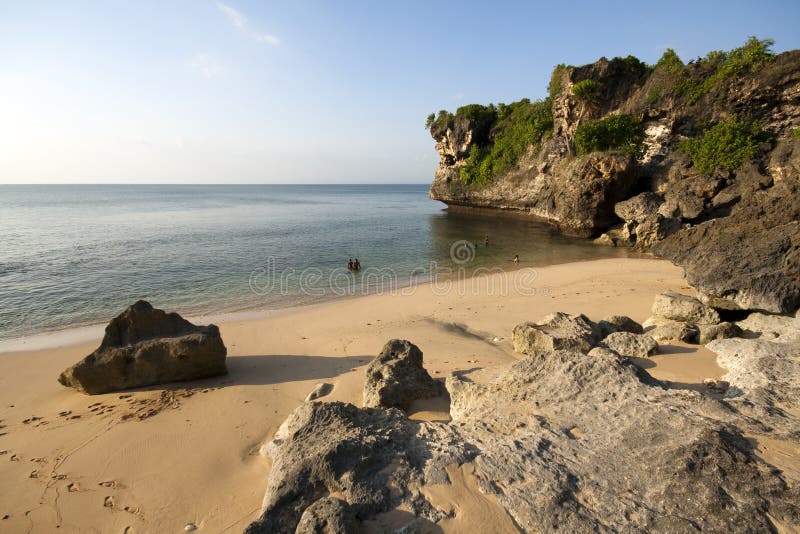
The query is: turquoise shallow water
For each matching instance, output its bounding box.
[0,184,633,341]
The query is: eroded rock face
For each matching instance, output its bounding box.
[600,331,658,357]
[643,316,700,343]
[708,337,800,438]
[428,50,800,314]
[429,148,638,238]
[362,340,443,410]
[58,301,227,395]
[652,292,721,325]
[294,497,358,534]
[512,312,599,355]
[445,350,798,532]
[654,175,800,314]
[251,348,799,533]
[245,402,474,533]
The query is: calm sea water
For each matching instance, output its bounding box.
[0,184,633,341]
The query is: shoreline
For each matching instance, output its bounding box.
[0,257,725,533]
[0,254,649,354]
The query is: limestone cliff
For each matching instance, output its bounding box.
[429,40,800,313]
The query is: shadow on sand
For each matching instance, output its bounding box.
[221,354,373,387]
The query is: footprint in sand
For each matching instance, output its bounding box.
[99,480,122,489]
[103,496,115,508]
[67,482,80,492]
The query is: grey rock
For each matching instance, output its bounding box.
[643,316,700,343]
[512,312,599,355]
[707,337,800,438]
[446,349,797,532]
[600,332,658,357]
[429,147,638,238]
[588,346,621,358]
[651,292,720,325]
[698,322,744,345]
[363,340,443,410]
[251,341,800,533]
[245,402,473,534]
[597,315,643,337]
[294,497,358,534]
[653,177,800,314]
[58,300,227,395]
[614,192,662,224]
[736,312,800,342]
[305,383,333,402]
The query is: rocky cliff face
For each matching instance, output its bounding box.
[429,45,800,313]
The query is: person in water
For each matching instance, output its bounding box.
[353,258,361,271]
[513,254,519,264]
[484,235,490,246]
[348,258,354,270]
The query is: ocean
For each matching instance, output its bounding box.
[0,184,633,342]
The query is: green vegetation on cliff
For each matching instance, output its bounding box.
[679,116,769,174]
[459,99,553,187]
[574,115,645,157]
[571,80,602,106]
[655,37,776,105]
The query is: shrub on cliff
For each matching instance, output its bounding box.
[572,80,602,106]
[682,37,775,104]
[573,115,645,157]
[459,99,553,187]
[679,117,770,174]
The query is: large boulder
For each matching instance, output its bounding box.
[362,340,443,410]
[58,301,227,394]
[246,402,473,533]
[600,332,659,357]
[512,312,599,355]
[651,292,721,325]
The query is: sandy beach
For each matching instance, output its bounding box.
[0,258,739,533]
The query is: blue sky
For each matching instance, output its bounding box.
[1,0,799,184]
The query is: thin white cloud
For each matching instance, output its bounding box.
[216,2,280,46]
[452,92,465,101]
[217,2,245,28]
[254,33,280,45]
[187,53,222,79]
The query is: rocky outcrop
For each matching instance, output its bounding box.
[430,148,638,237]
[245,401,474,533]
[643,316,700,343]
[429,46,800,313]
[599,331,658,357]
[58,301,227,394]
[362,340,443,410]
[512,312,599,354]
[250,345,800,532]
[651,291,721,325]
[653,172,800,313]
